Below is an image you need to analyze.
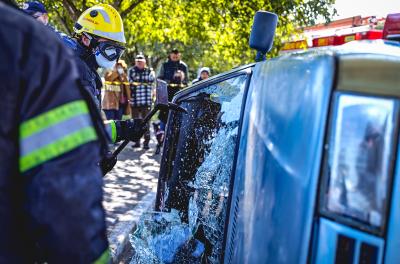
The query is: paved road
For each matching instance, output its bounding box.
[103,140,161,263]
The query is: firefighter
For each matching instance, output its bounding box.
[0,0,142,262]
[68,4,126,107]
[60,4,144,149]
[55,4,148,173]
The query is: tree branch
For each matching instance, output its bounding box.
[113,0,123,9]
[62,0,80,20]
[120,0,145,18]
[55,9,72,35]
[82,0,87,10]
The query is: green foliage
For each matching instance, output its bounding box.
[16,0,336,79]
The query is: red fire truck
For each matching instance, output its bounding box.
[282,13,400,52]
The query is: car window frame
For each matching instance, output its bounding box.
[154,66,254,262]
[318,91,400,236]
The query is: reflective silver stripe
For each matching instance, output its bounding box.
[20,114,93,156]
[98,9,111,24]
[93,30,125,43]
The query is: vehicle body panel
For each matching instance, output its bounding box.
[224,54,335,263]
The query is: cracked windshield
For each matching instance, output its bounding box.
[130,74,248,263]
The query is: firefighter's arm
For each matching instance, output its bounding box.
[19,36,110,263]
[101,119,146,175]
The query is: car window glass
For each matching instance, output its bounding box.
[131,74,248,263]
[322,94,397,230]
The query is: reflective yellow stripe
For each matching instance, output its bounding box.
[111,121,117,143]
[20,114,93,157]
[20,100,89,139]
[93,249,110,264]
[20,127,97,172]
[105,121,117,143]
[19,100,98,172]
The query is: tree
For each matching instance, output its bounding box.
[16,0,336,79]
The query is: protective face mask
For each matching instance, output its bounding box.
[94,50,117,69]
[117,68,124,74]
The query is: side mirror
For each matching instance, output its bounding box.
[249,11,278,61]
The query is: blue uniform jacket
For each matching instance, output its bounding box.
[57,33,103,109]
[0,3,110,263]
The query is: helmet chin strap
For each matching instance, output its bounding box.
[76,34,98,68]
[82,32,99,50]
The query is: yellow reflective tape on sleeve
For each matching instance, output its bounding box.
[19,126,97,172]
[104,121,117,143]
[93,249,110,264]
[20,100,89,139]
[110,121,117,143]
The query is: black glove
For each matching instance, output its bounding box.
[115,118,147,142]
[99,151,117,176]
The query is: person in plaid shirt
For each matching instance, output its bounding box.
[128,54,155,149]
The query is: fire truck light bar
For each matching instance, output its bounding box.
[383,13,400,40]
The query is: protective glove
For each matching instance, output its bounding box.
[115,118,147,142]
[99,151,117,176]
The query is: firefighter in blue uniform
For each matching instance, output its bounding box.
[0,0,142,262]
[59,4,144,152]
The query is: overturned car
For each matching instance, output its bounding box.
[131,11,400,264]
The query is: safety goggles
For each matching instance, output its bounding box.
[96,41,125,61]
[84,33,125,61]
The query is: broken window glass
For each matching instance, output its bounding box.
[131,74,248,263]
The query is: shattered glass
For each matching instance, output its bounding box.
[130,74,248,263]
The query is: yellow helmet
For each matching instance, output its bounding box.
[74,4,126,44]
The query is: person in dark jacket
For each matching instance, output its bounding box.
[0,1,119,262]
[158,48,189,85]
[157,49,189,133]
